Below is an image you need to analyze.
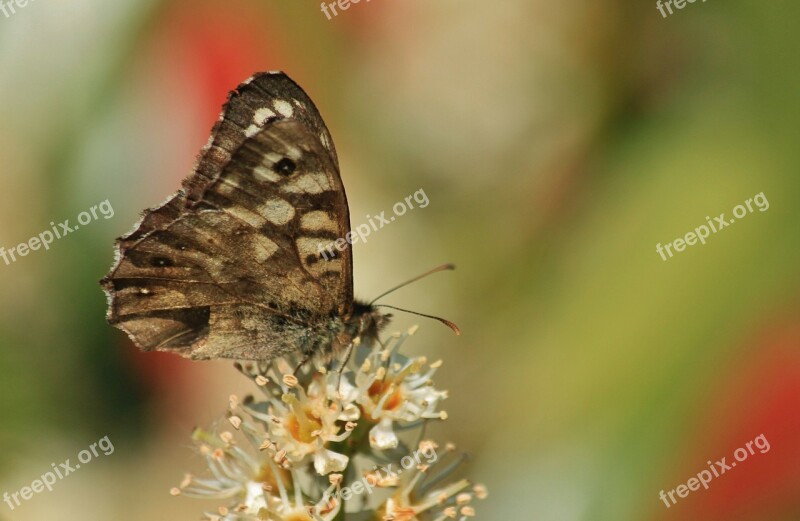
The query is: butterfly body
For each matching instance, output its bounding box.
[101,72,389,362]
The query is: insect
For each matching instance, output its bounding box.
[100,72,457,371]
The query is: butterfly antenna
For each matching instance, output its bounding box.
[374,304,461,336]
[369,263,455,305]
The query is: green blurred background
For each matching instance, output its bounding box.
[0,0,798,519]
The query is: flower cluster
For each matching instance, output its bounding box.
[171,327,486,520]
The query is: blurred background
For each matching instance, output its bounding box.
[0,0,798,519]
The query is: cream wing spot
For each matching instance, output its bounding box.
[281,172,332,194]
[254,107,276,125]
[216,177,242,196]
[252,235,279,263]
[253,165,281,183]
[284,146,302,160]
[300,211,338,233]
[245,108,276,137]
[274,100,294,118]
[295,237,329,258]
[224,206,268,229]
[259,198,295,225]
[296,237,343,274]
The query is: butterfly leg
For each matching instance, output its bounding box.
[293,352,312,375]
[335,340,356,391]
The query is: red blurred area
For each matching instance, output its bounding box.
[158,0,288,142]
[660,313,800,521]
[116,0,289,396]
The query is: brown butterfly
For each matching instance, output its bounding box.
[100,72,456,370]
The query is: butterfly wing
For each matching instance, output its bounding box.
[101,72,354,360]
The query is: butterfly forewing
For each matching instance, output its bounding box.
[101,72,354,361]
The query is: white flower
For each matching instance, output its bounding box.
[172,428,342,521]
[173,327,486,520]
[378,441,488,521]
[234,360,357,476]
[348,329,449,449]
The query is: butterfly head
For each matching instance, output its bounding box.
[358,264,461,338]
[351,300,392,345]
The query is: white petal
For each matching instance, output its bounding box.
[243,481,268,512]
[314,449,349,475]
[369,418,399,450]
[339,403,361,422]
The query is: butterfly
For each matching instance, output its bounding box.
[100,72,456,369]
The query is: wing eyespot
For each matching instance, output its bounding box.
[274,158,296,176]
[151,256,174,267]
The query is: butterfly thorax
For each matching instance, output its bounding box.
[347,300,391,347]
[296,301,388,365]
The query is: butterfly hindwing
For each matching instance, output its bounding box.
[101,72,354,360]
